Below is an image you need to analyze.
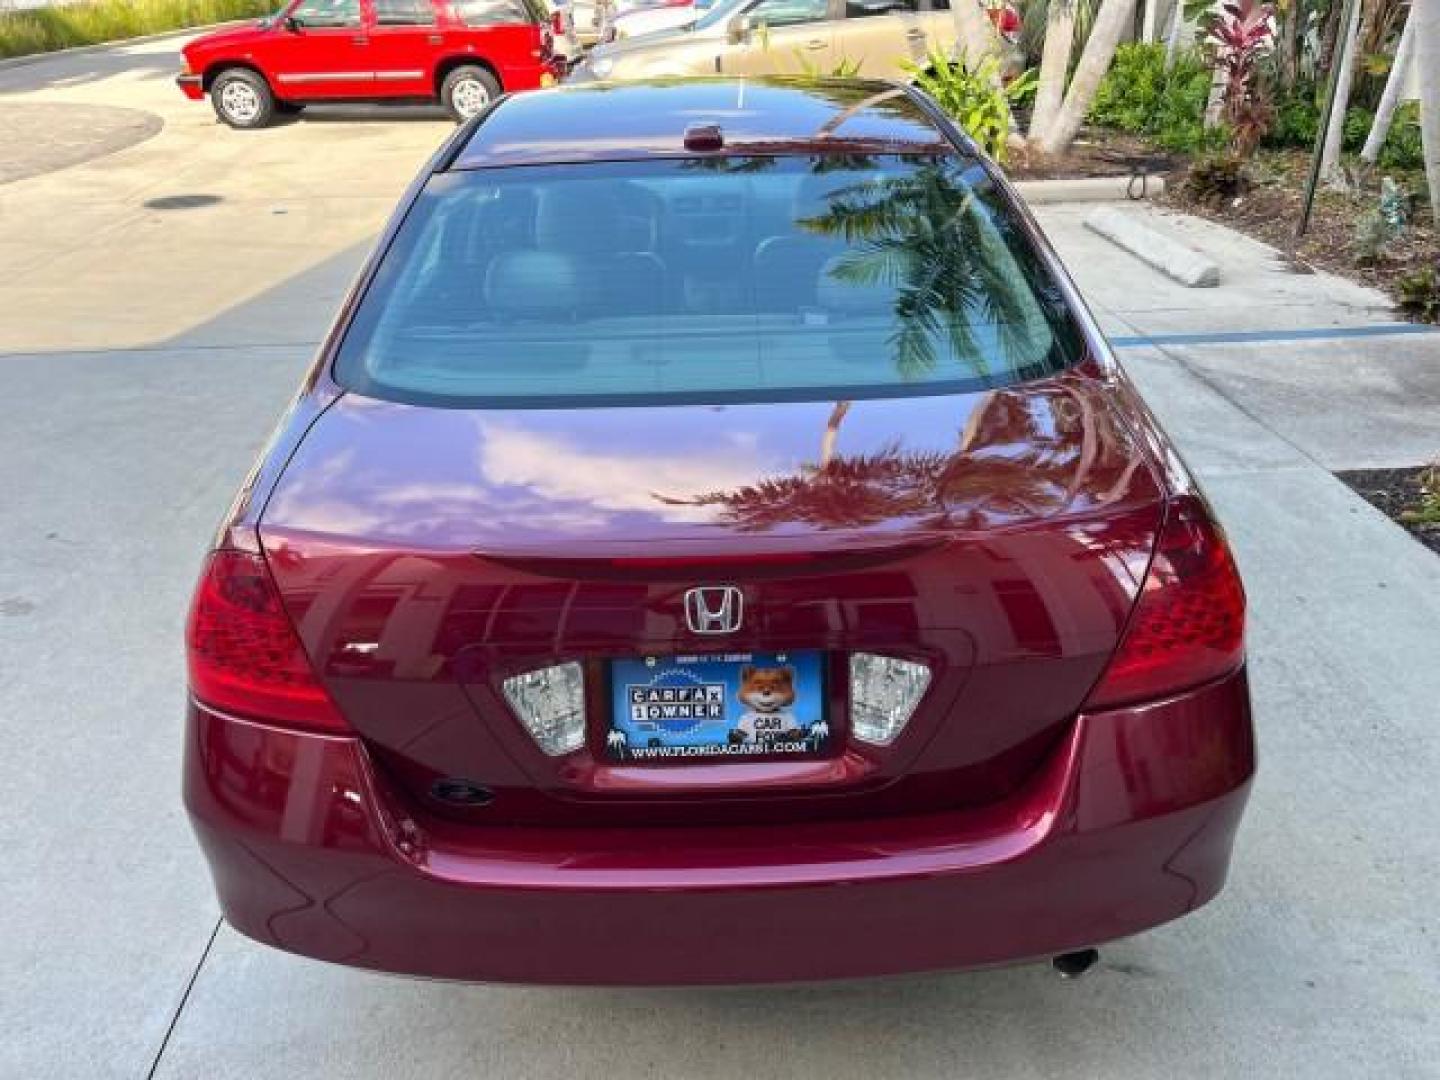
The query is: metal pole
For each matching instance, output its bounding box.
[1297,0,1362,240]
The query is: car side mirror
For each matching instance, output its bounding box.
[727,14,754,43]
[282,14,302,32]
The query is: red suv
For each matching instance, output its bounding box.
[177,0,562,129]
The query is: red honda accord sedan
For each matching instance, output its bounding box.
[184,78,1255,985]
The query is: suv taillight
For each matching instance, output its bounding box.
[186,549,348,733]
[1083,495,1245,711]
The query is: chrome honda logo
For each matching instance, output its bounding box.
[683,586,743,634]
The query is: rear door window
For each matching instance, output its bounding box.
[373,0,438,24]
[453,0,533,25]
[336,153,1084,408]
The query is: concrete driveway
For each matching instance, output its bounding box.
[2,36,1438,1080]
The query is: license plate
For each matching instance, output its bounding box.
[607,651,829,763]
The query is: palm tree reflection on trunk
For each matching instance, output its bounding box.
[658,384,1129,533]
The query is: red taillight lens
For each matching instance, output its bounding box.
[1084,495,1246,710]
[186,549,347,733]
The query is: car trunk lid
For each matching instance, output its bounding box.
[259,369,1165,824]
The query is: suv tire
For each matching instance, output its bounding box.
[211,68,275,130]
[441,65,501,123]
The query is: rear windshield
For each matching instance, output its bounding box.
[335,154,1084,408]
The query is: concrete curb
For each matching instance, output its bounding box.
[1014,174,1167,205]
[0,22,237,72]
[1084,205,1221,287]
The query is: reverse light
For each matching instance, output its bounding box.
[503,663,586,756]
[849,653,931,746]
[1084,495,1246,710]
[186,550,347,733]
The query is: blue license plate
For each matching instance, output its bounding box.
[607,651,829,763]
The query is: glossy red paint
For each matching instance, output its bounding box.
[183,80,1256,983]
[255,371,1169,827]
[186,667,1253,984]
[178,0,556,108]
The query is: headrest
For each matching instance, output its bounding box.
[534,182,624,254]
[484,251,594,319]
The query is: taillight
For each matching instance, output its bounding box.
[1084,495,1245,710]
[186,549,348,733]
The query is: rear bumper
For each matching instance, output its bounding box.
[185,668,1254,985]
[176,73,204,101]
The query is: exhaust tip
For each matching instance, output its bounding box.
[1052,948,1100,979]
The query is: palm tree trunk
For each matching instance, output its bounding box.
[1276,0,1300,90]
[1029,1,1077,144]
[1417,0,1440,211]
[1362,12,1415,163]
[1320,0,1363,188]
[1141,0,1160,42]
[947,0,1002,68]
[1163,0,1185,70]
[1037,0,1140,156]
[819,401,852,468]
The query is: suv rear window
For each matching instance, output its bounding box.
[452,0,539,25]
[336,154,1084,408]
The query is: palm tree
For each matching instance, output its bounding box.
[1362,10,1414,164]
[1320,0,1363,188]
[946,0,1003,68]
[1029,0,1078,144]
[1416,0,1440,211]
[1037,0,1140,156]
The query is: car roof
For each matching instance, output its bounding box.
[449,78,956,170]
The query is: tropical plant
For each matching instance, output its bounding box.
[907,50,1036,162]
[1351,178,1408,264]
[1201,0,1278,155]
[1398,460,1440,525]
[1396,264,1440,322]
[788,50,862,80]
[1184,154,1250,203]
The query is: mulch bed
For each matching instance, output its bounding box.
[1010,130,1438,321]
[1335,466,1440,557]
[1165,150,1438,317]
[1007,128,1183,181]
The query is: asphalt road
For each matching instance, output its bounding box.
[2,34,1439,1080]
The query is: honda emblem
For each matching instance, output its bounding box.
[683,586,743,634]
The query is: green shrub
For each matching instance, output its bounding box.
[1089,42,1222,153]
[1378,102,1425,170]
[1343,105,1374,152]
[0,0,271,60]
[1263,94,1423,169]
[1396,265,1440,324]
[1184,154,1248,205]
[908,50,1036,163]
[1265,92,1319,148]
